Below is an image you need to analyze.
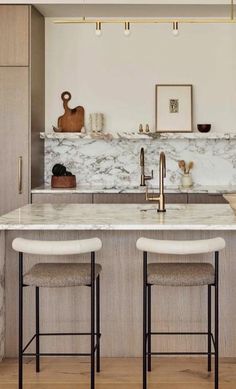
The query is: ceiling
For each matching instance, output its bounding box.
[32,3,234,18]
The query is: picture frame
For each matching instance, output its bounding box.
[155,84,193,133]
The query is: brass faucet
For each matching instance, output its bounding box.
[146,151,166,212]
[140,147,153,186]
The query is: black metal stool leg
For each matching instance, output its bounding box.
[147,284,152,372]
[215,252,219,389]
[208,285,212,372]
[143,252,147,389]
[18,253,23,389]
[36,287,40,373]
[96,274,101,373]
[91,252,95,389]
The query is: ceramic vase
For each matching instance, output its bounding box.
[181,173,193,188]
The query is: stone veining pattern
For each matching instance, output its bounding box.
[44,137,236,188]
[0,203,236,231]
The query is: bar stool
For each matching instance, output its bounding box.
[12,237,102,389]
[136,237,226,389]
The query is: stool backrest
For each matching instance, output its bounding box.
[136,237,225,255]
[12,237,102,255]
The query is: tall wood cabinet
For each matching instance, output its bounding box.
[0,5,44,215]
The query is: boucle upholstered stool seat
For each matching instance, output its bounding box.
[147,262,215,286]
[24,263,102,288]
[136,237,226,389]
[12,237,102,389]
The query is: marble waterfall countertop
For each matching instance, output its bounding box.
[0,203,236,230]
[31,184,236,194]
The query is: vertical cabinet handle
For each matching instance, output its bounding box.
[18,156,23,194]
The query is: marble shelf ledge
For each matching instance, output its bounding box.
[31,185,236,195]
[39,131,236,141]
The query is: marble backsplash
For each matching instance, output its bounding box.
[44,137,236,188]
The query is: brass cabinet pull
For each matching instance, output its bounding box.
[18,156,23,194]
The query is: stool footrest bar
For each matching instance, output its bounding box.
[23,352,91,357]
[22,335,36,353]
[148,351,215,356]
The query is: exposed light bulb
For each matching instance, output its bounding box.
[124,22,131,37]
[172,21,179,36]
[95,22,102,37]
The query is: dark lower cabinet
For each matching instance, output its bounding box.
[92,193,187,204]
[188,194,226,204]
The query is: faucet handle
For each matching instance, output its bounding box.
[145,170,154,182]
[145,186,160,202]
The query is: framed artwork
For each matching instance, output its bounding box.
[155,84,193,133]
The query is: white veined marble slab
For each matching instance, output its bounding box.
[44,134,236,189]
[0,203,235,231]
[31,184,236,194]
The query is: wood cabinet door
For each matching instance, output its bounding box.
[188,194,226,204]
[31,194,93,204]
[0,68,29,215]
[0,5,29,66]
[93,193,187,204]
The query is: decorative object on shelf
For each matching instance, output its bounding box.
[178,160,194,188]
[155,84,193,133]
[197,124,211,133]
[89,113,104,133]
[53,91,84,133]
[139,124,144,133]
[90,132,113,140]
[145,124,150,133]
[51,163,76,188]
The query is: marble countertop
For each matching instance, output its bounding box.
[31,184,236,195]
[40,131,236,140]
[0,203,235,230]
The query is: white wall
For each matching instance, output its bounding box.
[45,19,236,133]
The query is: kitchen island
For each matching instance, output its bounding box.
[0,203,236,360]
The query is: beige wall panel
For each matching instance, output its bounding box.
[0,5,29,66]
[5,230,236,358]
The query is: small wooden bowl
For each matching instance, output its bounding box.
[51,175,76,188]
[197,124,211,133]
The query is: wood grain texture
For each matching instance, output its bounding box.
[4,230,236,358]
[30,6,45,189]
[57,92,84,133]
[188,194,226,204]
[0,232,5,361]
[0,357,235,388]
[0,68,29,216]
[31,194,93,204]
[93,193,187,204]
[0,5,29,66]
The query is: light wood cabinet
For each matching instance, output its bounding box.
[0,68,29,215]
[32,194,93,204]
[0,6,29,66]
[0,5,44,216]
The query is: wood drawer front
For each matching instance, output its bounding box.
[32,194,93,204]
[0,5,29,66]
[188,194,227,204]
[93,193,187,204]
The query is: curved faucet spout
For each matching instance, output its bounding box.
[145,151,166,212]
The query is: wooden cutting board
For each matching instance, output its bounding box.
[56,91,84,132]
